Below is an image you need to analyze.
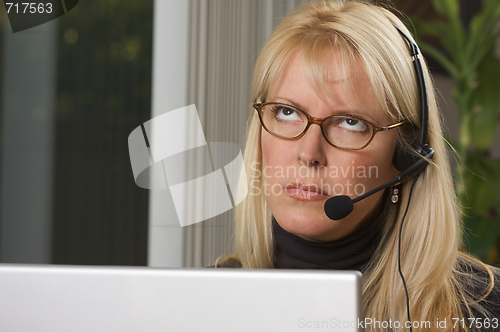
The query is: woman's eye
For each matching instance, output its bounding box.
[275,107,300,121]
[338,118,368,132]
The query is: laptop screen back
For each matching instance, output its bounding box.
[0,264,362,332]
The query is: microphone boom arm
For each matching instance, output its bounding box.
[352,156,431,204]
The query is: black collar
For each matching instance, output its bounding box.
[273,208,386,271]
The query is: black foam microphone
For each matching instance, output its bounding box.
[324,195,353,220]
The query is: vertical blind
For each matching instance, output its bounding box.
[184,0,304,267]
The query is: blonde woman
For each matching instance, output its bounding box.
[217,0,499,331]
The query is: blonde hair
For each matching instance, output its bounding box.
[228,1,497,331]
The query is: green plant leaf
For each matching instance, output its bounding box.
[408,16,439,37]
[418,41,460,80]
[444,160,500,262]
[432,0,459,21]
[431,0,465,56]
[464,215,500,261]
[445,136,460,153]
[469,53,500,149]
[476,157,500,200]
[409,17,462,77]
[461,157,495,215]
[464,31,498,79]
[462,155,500,216]
[412,18,456,55]
[466,0,500,68]
[469,0,500,35]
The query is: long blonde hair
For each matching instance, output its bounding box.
[229,1,497,331]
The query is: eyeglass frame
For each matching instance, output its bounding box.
[253,102,406,150]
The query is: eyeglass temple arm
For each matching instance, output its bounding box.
[378,121,406,132]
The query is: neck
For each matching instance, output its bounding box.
[273,207,386,271]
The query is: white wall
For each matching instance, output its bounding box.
[148,0,190,267]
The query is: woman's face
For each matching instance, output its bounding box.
[261,54,399,242]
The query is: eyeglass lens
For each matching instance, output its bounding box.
[259,103,374,149]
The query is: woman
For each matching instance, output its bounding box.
[217,1,499,331]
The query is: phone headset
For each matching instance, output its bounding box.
[323,24,435,332]
[392,24,435,174]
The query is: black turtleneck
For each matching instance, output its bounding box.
[273,208,386,271]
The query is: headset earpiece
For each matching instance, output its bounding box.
[393,143,416,172]
[393,141,434,173]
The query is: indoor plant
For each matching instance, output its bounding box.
[410,0,500,264]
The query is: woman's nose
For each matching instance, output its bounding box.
[296,124,327,167]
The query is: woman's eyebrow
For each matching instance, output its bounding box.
[272,96,377,121]
[272,97,307,110]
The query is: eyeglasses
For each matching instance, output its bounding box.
[253,102,406,150]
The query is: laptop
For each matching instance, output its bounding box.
[0,264,362,332]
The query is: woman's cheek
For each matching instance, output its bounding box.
[261,135,293,173]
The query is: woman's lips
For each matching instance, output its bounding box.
[284,184,330,201]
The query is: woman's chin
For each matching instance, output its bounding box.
[273,212,346,242]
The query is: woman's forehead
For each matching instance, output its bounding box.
[268,52,390,122]
[269,51,362,96]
